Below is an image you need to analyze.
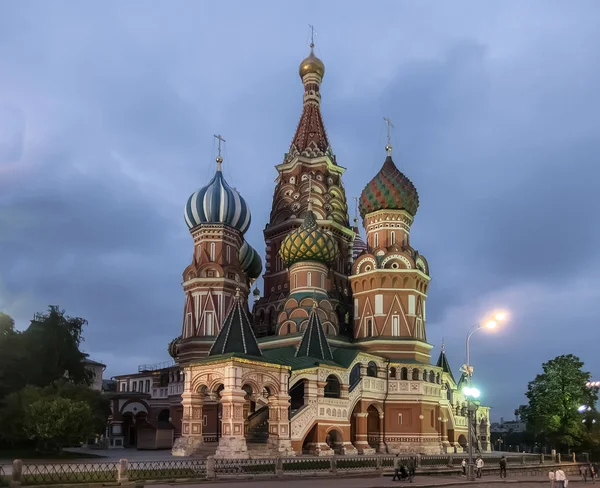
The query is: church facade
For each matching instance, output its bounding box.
[107,43,491,457]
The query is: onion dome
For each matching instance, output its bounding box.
[168,336,181,359]
[279,210,338,267]
[184,156,251,234]
[299,45,325,79]
[359,155,419,217]
[239,241,263,280]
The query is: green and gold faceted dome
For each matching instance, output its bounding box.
[280,211,338,267]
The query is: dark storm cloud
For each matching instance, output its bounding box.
[1,1,599,418]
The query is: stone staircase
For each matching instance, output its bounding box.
[246,405,269,444]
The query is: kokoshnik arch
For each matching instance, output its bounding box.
[107,42,491,458]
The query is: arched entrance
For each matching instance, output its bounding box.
[458,434,468,451]
[157,409,170,422]
[302,424,318,454]
[122,413,135,447]
[290,379,307,414]
[243,383,269,444]
[326,429,344,454]
[367,405,381,450]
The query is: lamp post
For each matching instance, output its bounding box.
[463,312,507,481]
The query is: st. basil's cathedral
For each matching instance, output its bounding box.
[107,43,491,457]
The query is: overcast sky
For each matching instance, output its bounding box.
[1,1,599,420]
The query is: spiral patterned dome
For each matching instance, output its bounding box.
[279,210,338,267]
[239,241,263,280]
[359,155,419,217]
[184,164,251,234]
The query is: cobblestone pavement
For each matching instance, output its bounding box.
[148,475,569,488]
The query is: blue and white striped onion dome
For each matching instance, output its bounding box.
[239,241,263,280]
[184,165,251,234]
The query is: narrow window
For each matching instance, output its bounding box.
[391,231,395,245]
[392,315,400,336]
[354,299,359,319]
[307,272,312,287]
[367,319,373,337]
[294,274,297,289]
[226,245,231,263]
[205,313,214,336]
[398,413,403,425]
[210,242,216,261]
[375,294,383,314]
[320,273,325,289]
[186,312,193,335]
[121,383,126,392]
[374,233,379,248]
[408,295,416,315]
[132,381,137,392]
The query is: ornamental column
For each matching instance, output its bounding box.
[214,366,248,459]
[172,389,204,456]
[353,412,373,454]
[267,394,295,456]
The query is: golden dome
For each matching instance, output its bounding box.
[299,47,325,79]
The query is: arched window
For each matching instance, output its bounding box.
[324,375,341,398]
[349,363,362,392]
[429,371,435,383]
[157,409,170,422]
[367,319,373,337]
[423,369,428,381]
[389,367,397,378]
[367,361,378,378]
[294,274,297,289]
[412,368,420,381]
[436,373,441,384]
[391,231,395,245]
[210,242,216,261]
[307,272,312,287]
[226,245,231,263]
[374,233,379,248]
[400,367,408,380]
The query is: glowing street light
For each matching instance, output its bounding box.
[464,310,508,481]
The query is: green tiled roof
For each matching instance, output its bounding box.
[296,307,334,361]
[331,347,359,368]
[262,346,340,370]
[436,348,456,382]
[209,293,262,357]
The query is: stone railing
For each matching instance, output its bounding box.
[2,453,588,485]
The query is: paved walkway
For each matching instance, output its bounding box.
[147,475,562,488]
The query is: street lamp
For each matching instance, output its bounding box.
[463,311,507,481]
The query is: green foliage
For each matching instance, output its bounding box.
[519,354,598,449]
[0,306,108,449]
[25,397,96,450]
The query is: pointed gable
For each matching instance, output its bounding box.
[436,347,456,383]
[295,306,333,361]
[209,291,262,357]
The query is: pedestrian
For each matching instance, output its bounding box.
[549,469,556,488]
[555,467,567,488]
[393,454,401,481]
[499,455,507,479]
[582,465,589,483]
[476,456,484,478]
[407,457,416,482]
[591,464,597,484]
[461,458,467,477]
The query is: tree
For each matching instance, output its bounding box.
[23,306,92,388]
[0,312,16,336]
[519,354,598,450]
[25,397,96,451]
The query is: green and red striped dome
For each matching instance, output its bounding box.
[359,156,419,217]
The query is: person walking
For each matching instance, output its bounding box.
[461,458,467,477]
[549,469,556,488]
[591,464,597,484]
[393,454,401,481]
[555,467,567,488]
[499,455,507,479]
[581,465,589,483]
[476,456,485,478]
[407,457,416,482]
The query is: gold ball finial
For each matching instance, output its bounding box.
[299,44,325,79]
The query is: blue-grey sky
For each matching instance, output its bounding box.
[1,1,599,420]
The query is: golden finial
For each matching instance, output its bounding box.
[214,134,226,170]
[235,287,241,298]
[383,117,394,157]
[299,25,325,79]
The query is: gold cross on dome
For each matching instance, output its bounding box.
[308,24,317,48]
[214,134,226,158]
[383,117,394,156]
